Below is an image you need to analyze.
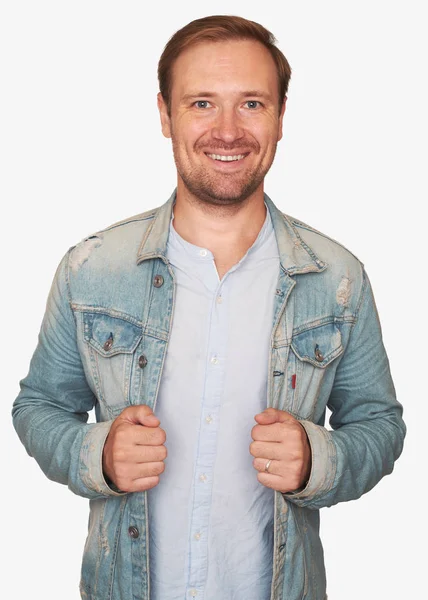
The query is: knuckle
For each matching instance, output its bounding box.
[119,405,137,420]
[138,405,154,420]
[112,447,126,463]
[143,428,155,443]
[292,424,303,437]
[147,428,162,444]
[116,428,130,444]
[150,462,161,476]
[289,449,301,462]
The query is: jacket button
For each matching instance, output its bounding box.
[153,274,164,288]
[128,526,139,539]
[138,354,148,369]
[103,336,113,351]
[314,344,324,362]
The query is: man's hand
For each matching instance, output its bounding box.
[250,408,312,493]
[102,405,167,493]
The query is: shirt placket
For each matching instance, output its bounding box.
[185,261,228,600]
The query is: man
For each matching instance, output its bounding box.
[12,14,405,600]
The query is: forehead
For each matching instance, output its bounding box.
[170,39,279,98]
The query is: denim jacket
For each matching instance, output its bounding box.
[12,191,405,600]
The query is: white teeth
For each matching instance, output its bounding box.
[207,153,246,162]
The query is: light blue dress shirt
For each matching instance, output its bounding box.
[148,204,280,600]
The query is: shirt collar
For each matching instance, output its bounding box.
[166,201,273,263]
[137,189,327,276]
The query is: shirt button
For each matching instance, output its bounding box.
[199,473,207,483]
[199,249,208,257]
[210,356,219,365]
[189,590,198,597]
[194,532,201,541]
[216,295,222,304]
[205,415,213,424]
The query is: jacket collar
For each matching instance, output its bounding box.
[137,189,326,275]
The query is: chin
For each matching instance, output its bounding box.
[181,171,265,207]
[191,185,256,206]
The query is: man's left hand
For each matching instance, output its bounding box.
[250,408,312,493]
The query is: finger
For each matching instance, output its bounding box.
[254,408,295,425]
[251,421,293,442]
[123,476,161,493]
[132,460,166,480]
[252,457,280,475]
[125,444,167,463]
[119,405,160,427]
[256,471,285,491]
[134,426,166,446]
[138,414,161,427]
[249,440,284,460]
[114,461,165,491]
[115,424,166,446]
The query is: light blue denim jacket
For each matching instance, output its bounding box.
[12,191,406,600]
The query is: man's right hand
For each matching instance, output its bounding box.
[102,404,167,493]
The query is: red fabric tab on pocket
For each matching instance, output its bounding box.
[291,374,296,389]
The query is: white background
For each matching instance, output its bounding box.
[1,1,426,599]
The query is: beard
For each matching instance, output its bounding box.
[171,136,278,208]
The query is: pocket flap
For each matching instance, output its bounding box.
[291,321,344,368]
[83,312,143,357]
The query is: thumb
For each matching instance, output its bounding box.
[254,408,291,425]
[120,404,160,427]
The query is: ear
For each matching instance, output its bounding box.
[277,98,287,142]
[157,92,172,139]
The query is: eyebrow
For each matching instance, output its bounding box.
[181,90,273,103]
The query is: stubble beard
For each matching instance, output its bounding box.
[171,136,278,208]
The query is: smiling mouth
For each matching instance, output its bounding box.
[205,152,248,162]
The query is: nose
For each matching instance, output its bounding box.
[211,107,244,144]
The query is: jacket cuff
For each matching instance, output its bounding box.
[282,420,337,503]
[79,420,126,497]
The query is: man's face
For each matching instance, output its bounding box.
[158,39,286,206]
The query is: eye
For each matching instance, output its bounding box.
[194,100,212,109]
[244,100,261,109]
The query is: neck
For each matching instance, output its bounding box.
[172,180,267,257]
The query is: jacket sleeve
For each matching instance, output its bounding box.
[283,269,406,509]
[12,250,124,499]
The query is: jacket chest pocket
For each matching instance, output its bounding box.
[287,320,344,420]
[83,312,144,417]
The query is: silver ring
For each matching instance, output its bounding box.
[264,459,272,473]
